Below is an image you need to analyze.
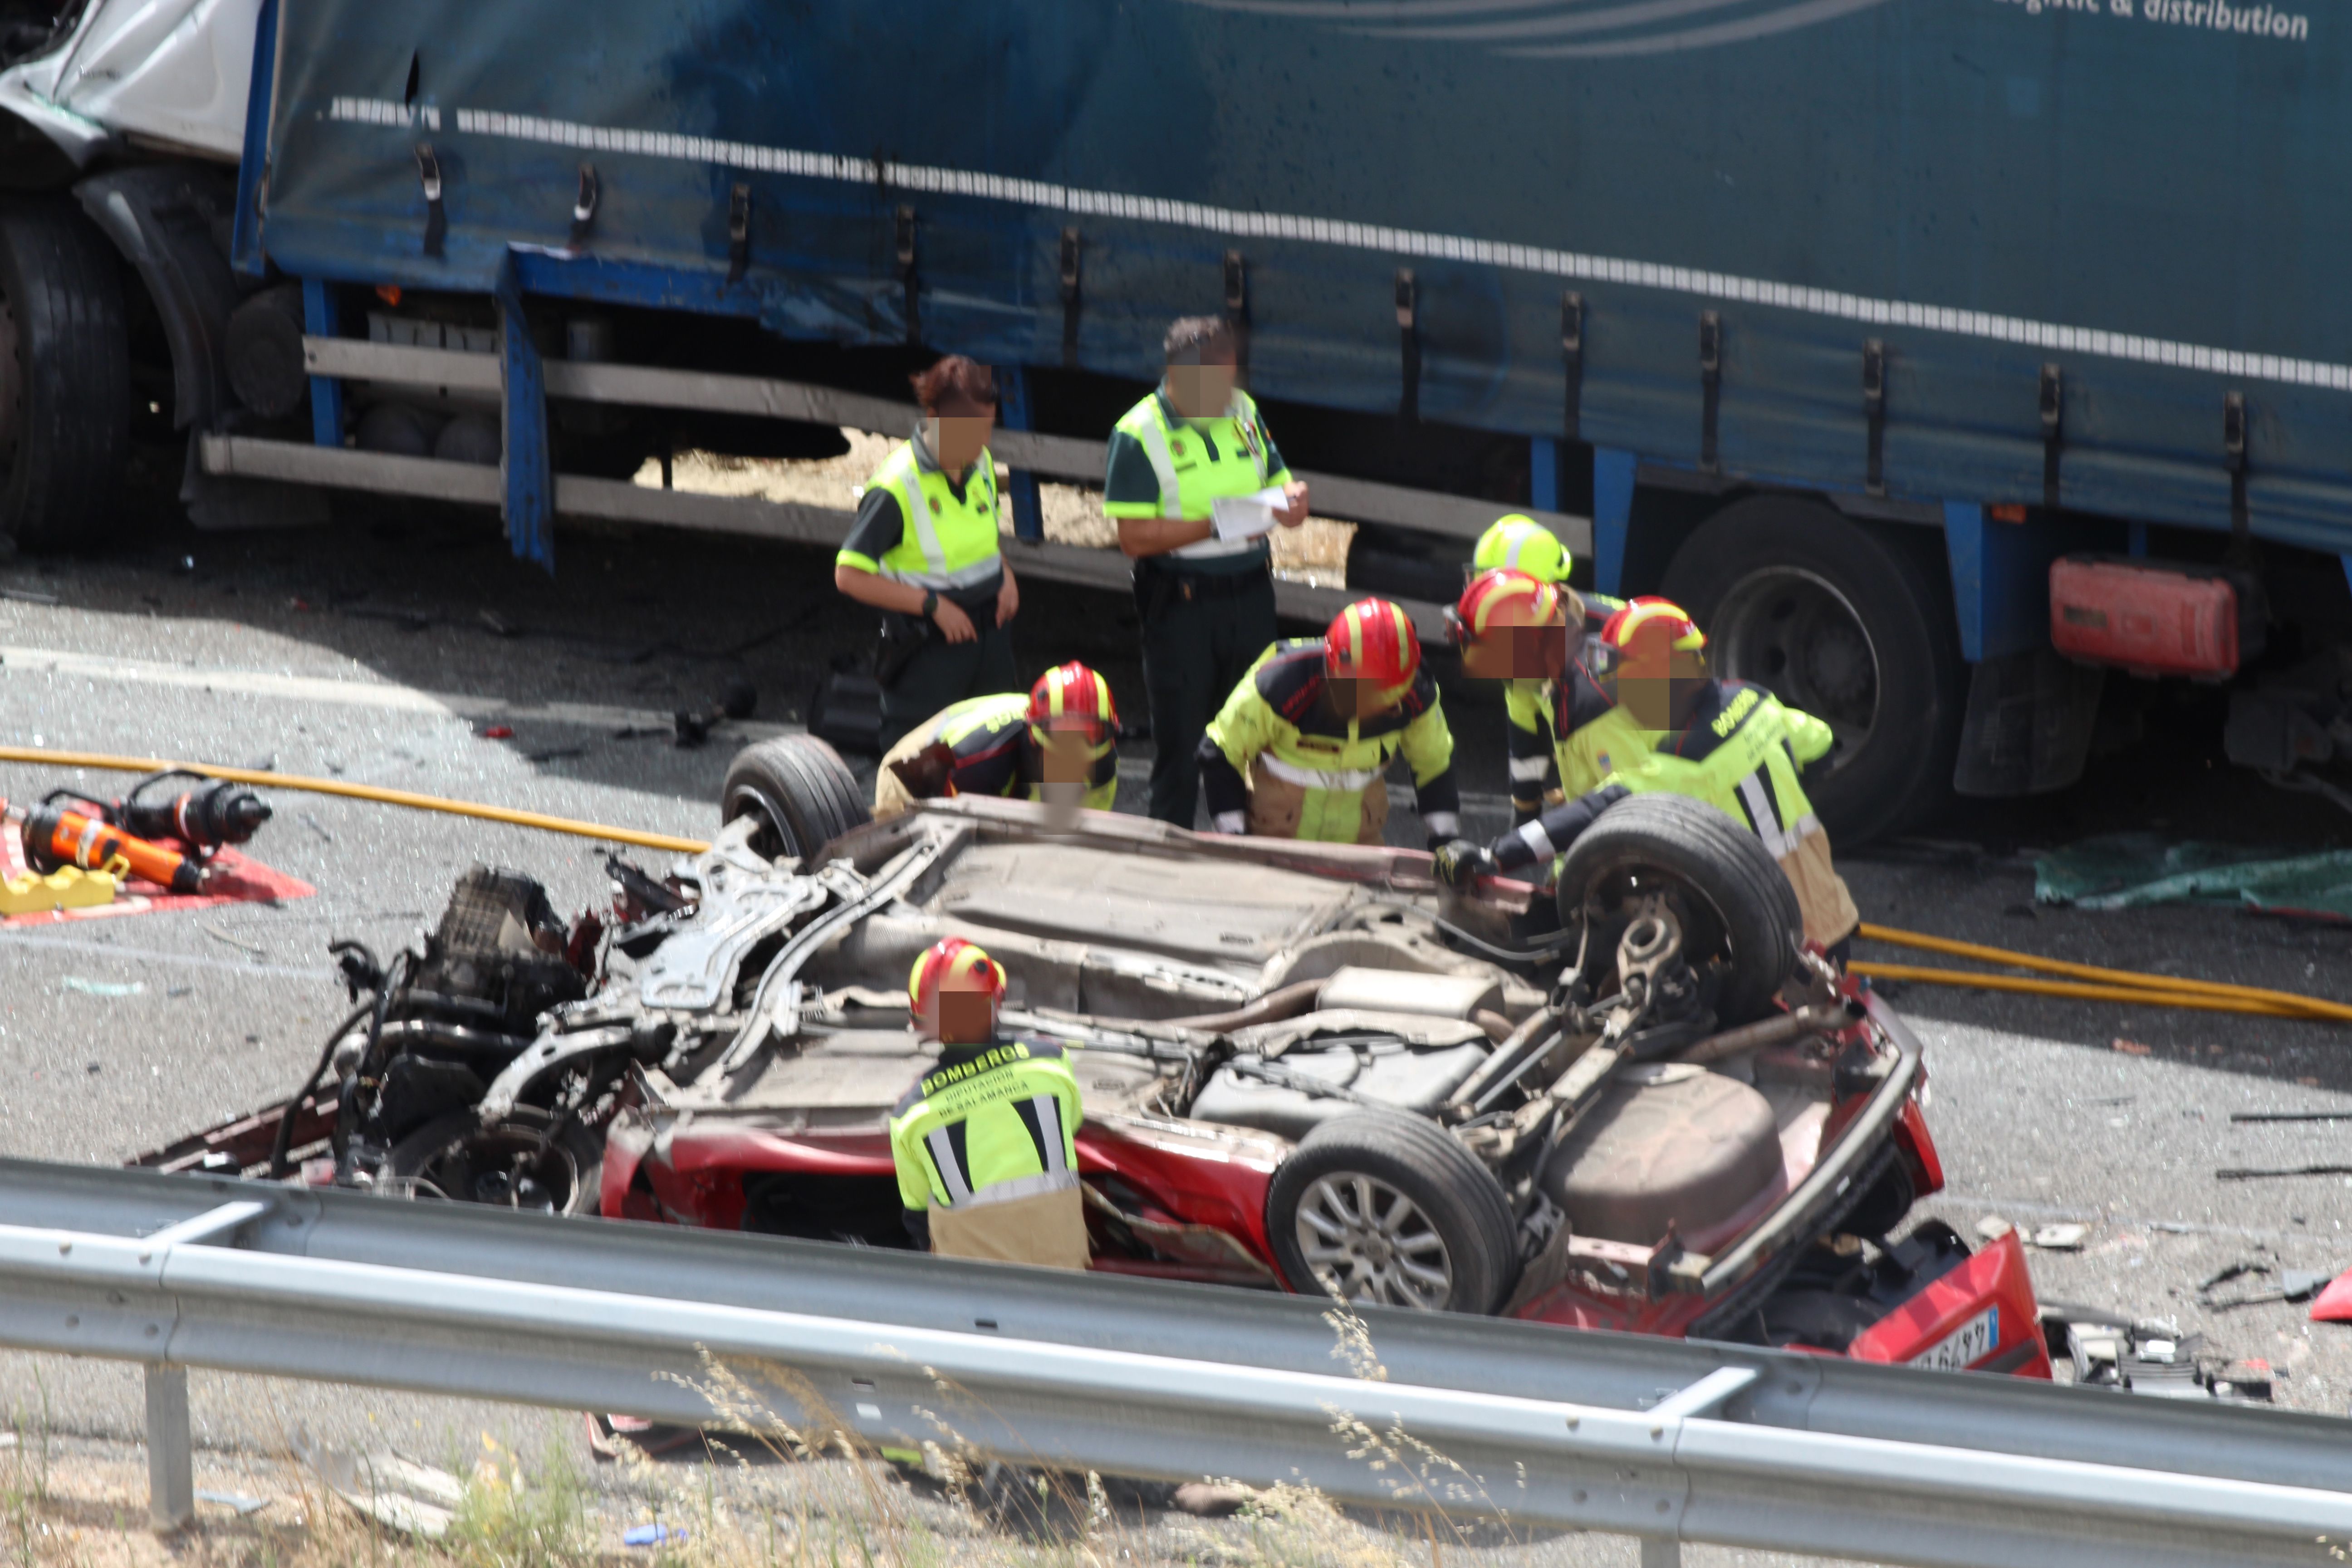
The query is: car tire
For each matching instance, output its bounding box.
[1266,1112,1518,1314]
[1556,792,1800,1027]
[720,734,870,861]
[0,197,129,551]
[1661,496,1965,846]
[385,1105,603,1215]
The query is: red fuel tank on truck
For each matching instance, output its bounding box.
[2049,557,2265,680]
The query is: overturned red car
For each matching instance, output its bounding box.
[143,737,2047,1377]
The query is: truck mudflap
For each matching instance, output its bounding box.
[1845,1231,2052,1378]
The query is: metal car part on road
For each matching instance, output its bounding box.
[0,1158,2344,1565]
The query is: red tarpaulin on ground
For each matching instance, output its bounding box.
[0,829,313,927]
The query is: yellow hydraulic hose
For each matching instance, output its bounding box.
[1853,921,2352,1029]
[0,745,713,856]
[1847,960,2322,1022]
[3,745,2338,1024]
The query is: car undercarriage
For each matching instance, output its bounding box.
[138,737,2048,1375]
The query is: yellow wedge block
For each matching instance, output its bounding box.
[0,866,121,914]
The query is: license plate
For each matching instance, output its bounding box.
[1910,1306,1999,1372]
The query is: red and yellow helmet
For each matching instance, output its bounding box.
[908,936,1007,1020]
[1449,568,1566,645]
[1592,597,1706,679]
[1324,598,1421,693]
[1027,661,1118,745]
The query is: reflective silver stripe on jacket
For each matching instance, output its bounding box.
[924,1126,973,1205]
[1258,752,1382,792]
[949,1167,1079,1210]
[1132,414,1185,520]
[882,456,1000,591]
[1032,1094,1068,1174]
[1137,397,1274,561]
[1735,769,1819,860]
[1509,754,1553,782]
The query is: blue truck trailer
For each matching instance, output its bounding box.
[3,0,2348,841]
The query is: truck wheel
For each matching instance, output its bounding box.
[1661,496,1964,845]
[1557,792,1800,1027]
[1345,525,1469,606]
[1266,1112,1518,1314]
[720,735,870,861]
[0,198,128,550]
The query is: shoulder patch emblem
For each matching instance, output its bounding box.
[928,496,942,514]
[1171,438,1187,456]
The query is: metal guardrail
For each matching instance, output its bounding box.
[1,1158,2348,1563]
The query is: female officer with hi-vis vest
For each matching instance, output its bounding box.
[834,356,1021,751]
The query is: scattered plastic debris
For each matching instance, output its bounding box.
[201,922,267,959]
[60,977,142,998]
[480,725,514,740]
[624,1524,687,1547]
[2309,1268,2352,1323]
[2029,1224,2088,1250]
[2111,1038,2151,1056]
[291,1427,460,1539]
[196,1489,270,1516]
[1974,1215,2014,1242]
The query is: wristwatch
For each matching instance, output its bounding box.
[921,590,940,620]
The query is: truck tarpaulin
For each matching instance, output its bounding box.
[251,0,2352,551]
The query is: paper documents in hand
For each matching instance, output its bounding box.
[1210,486,1290,541]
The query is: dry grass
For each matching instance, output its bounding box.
[0,1314,1544,1568]
[0,1437,1441,1568]
[631,436,1352,586]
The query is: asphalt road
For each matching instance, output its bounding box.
[0,512,2349,1562]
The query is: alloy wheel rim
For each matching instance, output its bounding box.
[1295,1171,1453,1310]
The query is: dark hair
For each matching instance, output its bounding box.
[1163,315,1235,365]
[910,355,999,412]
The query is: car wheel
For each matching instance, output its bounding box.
[384,1106,603,1215]
[720,735,870,861]
[1556,792,1801,1026]
[1661,495,1965,846]
[0,197,128,550]
[1266,1112,1517,1314]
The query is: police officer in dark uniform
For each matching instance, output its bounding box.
[1103,318,1309,825]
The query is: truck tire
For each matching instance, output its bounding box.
[1266,1112,1518,1314]
[224,283,309,418]
[1556,792,1801,1027]
[1661,496,1965,846]
[720,735,870,861]
[0,198,128,550]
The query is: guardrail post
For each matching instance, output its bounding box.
[144,1364,192,1531]
[1638,1539,1681,1568]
